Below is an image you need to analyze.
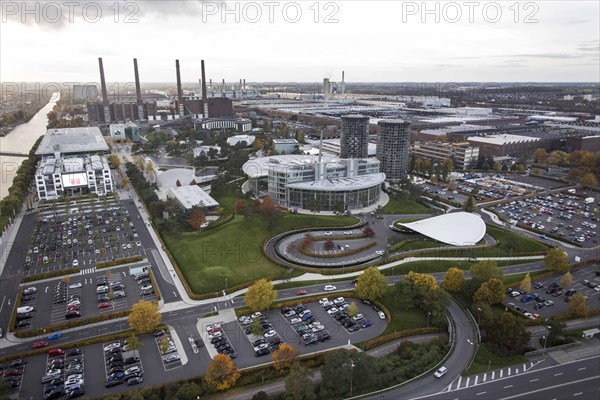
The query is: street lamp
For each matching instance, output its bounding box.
[477,307,482,326]
[427,312,431,328]
[543,325,551,353]
[348,361,355,396]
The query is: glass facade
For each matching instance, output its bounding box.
[287,185,381,211]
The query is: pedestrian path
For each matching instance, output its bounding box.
[79,267,96,275]
[443,360,545,392]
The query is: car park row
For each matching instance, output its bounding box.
[153,329,182,370]
[238,313,282,357]
[103,340,144,388]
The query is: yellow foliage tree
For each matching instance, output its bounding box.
[473,278,505,305]
[271,343,299,372]
[560,272,573,289]
[355,266,388,301]
[405,271,438,290]
[204,353,241,391]
[244,278,277,312]
[128,300,162,334]
[441,268,465,292]
[520,273,532,293]
[568,293,589,318]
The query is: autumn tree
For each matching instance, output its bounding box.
[190,179,197,185]
[560,271,573,289]
[568,293,589,317]
[187,209,206,230]
[323,240,335,251]
[486,312,531,355]
[405,271,438,289]
[393,271,449,327]
[473,278,505,305]
[244,278,277,312]
[463,195,477,212]
[272,343,300,372]
[580,173,598,188]
[468,260,503,295]
[175,382,203,400]
[533,148,548,164]
[234,199,247,216]
[285,363,316,400]
[520,273,532,293]
[545,248,569,274]
[128,300,162,334]
[204,353,241,391]
[441,267,465,293]
[347,301,359,317]
[362,226,375,238]
[125,334,142,355]
[159,335,171,354]
[355,266,388,301]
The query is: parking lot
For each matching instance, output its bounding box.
[505,265,600,320]
[491,192,599,247]
[15,264,157,332]
[23,198,146,276]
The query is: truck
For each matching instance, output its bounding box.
[584,197,594,204]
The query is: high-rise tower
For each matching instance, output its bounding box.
[340,114,369,159]
[376,119,411,181]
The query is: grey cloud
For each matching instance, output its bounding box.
[435,64,463,68]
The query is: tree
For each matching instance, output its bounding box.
[355,266,388,301]
[546,320,567,347]
[347,301,359,317]
[441,158,454,181]
[463,195,477,212]
[362,226,375,237]
[323,240,335,251]
[319,350,352,397]
[108,154,121,169]
[473,277,505,305]
[190,179,197,185]
[441,267,465,292]
[234,199,247,216]
[545,248,569,274]
[128,300,162,334]
[560,271,573,289]
[285,363,316,400]
[469,260,503,294]
[187,209,206,230]
[175,382,203,400]
[272,343,300,372]
[251,318,263,337]
[568,293,589,317]
[125,334,142,355]
[204,353,241,391]
[405,271,438,290]
[520,273,532,293]
[580,173,598,188]
[486,312,531,355]
[159,335,171,354]
[533,148,548,164]
[244,278,277,312]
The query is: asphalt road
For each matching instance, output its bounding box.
[412,355,600,400]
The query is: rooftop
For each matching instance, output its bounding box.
[397,212,486,246]
[286,172,386,191]
[35,127,109,156]
[272,138,299,144]
[169,185,219,210]
[467,134,541,145]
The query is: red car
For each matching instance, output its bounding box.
[98,302,113,309]
[296,289,308,295]
[32,341,49,349]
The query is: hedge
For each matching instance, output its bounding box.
[300,241,377,259]
[147,268,162,301]
[8,288,23,333]
[359,327,444,351]
[14,309,131,339]
[96,255,144,269]
[21,267,80,283]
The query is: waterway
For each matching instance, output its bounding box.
[0,92,59,199]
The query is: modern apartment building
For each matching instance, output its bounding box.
[376,119,411,181]
[340,114,369,159]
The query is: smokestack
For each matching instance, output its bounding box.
[98,57,111,122]
[341,71,346,95]
[175,59,184,117]
[239,79,242,90]
[201,60,208,119]
[243,79,246,90]
[133,58,144,120]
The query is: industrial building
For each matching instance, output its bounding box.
[320,139,377,157]
[273,138,300,154]
[467,134,542,157]
[376,119,411,181]
[227,134,256,147]
[411,141,479,170]
[109,122,140,142]
[340,114,370,159]
[35,127,109,157]
[242,154,384,212]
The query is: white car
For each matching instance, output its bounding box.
[140,284,153,291]
[352,313,364,321]
[289,317,302,325]
[324,285,336,291]
[251,312,262,319]
[68,282,82,289]
[325,231,333,236]
[375,250,384,255]
[206,323,221,332]
[238,316,251,325]
[327,307,339,315]
[208,331,222,340]
[164,354,180,363]
[378,311,386,319]
[104,342,121,352]
[72,259,79,267]
[318,298,330,307]
[263,330,277,338]
[434,366,448,378]
[125,366,142,375]
[127,243,132,249]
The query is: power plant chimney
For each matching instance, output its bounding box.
[98,57,111,122]
[175,59,184,117]
[222,79,225,97]
[201,60,208,119]
[243,78,246,90]
[133,58,144,120]
[341,71,346,94]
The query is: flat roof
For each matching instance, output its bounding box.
[273,138,299,144]
[242,154,336,178]
[169,185,219,209]
[286,173,386,191]
[35,127,109,156]
[397,212,486,246]
[467,134,541,145]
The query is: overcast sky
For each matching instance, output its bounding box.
[1,1,599,83]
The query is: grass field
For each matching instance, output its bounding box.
[379,291,429,335]
[382,196,431,214]
[164,213,358,294]
[390,238,447,253]
[465,343,527,375]
[487,226,550,254]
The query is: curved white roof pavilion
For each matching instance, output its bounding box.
[397,212,486,246]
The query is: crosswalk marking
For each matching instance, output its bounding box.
[80,267,96,275]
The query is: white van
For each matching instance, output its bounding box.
[17,306,34,314]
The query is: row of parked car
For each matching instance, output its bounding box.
[321,297,374,332]
[41,348,85,399]
[205,323,238,359]
[153,329,182,365]
[282,304,330,346]
[103,340,143,387]
[239,313,284,356]
[0,358,28,392]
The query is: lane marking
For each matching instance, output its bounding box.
[504,385,513,389]
[530,378,539,382]
[498,376,600,400]
[577,367,587,371]
[555,372,563,376]
[476,392,487,396]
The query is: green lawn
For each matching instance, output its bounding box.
[503,270,549,286]
[379,292,429,335]
[465,343,527,376]
[487,226,549,254]
[382,196,431,214]
[164,213,358,294]
[390,238,447,253]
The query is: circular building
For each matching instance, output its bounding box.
[396,212,486,246]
